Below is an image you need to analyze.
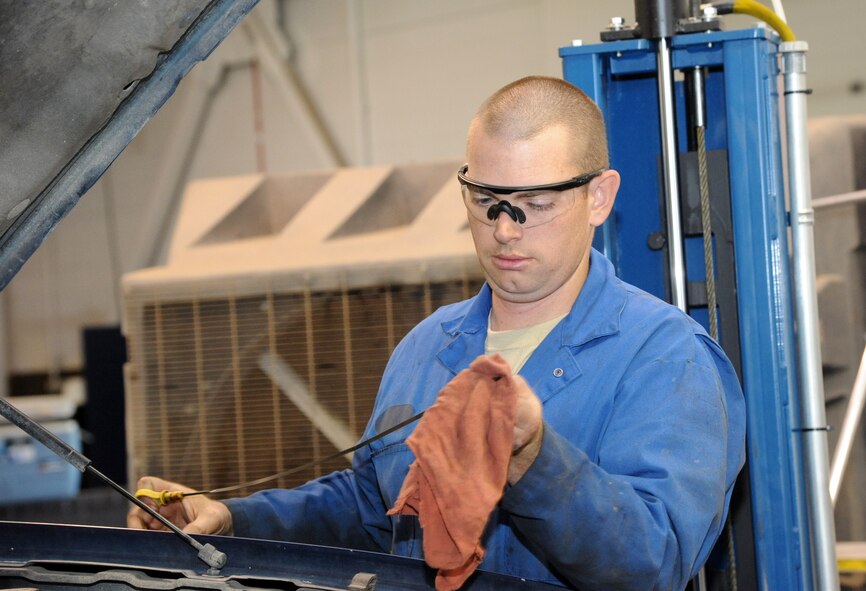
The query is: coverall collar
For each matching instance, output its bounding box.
[438,248,627,373]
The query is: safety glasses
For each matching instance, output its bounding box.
[457,164,604,228]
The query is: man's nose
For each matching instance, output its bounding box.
[492,212,524,243]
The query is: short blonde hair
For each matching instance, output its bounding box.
[467,76,609,173]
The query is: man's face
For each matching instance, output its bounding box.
[465,125,601,307]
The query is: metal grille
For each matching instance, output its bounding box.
[124,274,483,497]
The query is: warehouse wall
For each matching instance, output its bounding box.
[3,0,865,380]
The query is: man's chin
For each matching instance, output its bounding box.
[487,280,545,305]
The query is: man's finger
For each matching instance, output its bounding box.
[127,509,147,529]
[182,502,233,536]
[128,507,163,530]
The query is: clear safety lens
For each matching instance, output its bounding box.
[460,186,577,228]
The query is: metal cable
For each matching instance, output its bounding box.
[696,120,737,590]
[697,126,719,339]
[184,409,426,497]
[725,517,738,591]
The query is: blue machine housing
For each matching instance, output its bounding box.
[561,28,811,589]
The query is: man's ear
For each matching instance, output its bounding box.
[588,169,620,227]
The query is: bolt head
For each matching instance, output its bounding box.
[702,5,718,19]
[608,16,625,30]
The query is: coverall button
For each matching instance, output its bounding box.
[553,368,564,377]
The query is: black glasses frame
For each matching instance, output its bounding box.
[457,164,605,195]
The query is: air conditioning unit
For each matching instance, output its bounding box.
[122,161,483,496]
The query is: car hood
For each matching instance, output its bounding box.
[0,0,259,290]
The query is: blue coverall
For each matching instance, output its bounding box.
[226,248,747,590]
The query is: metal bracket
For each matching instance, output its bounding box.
[347,572,378,591]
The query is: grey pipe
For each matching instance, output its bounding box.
[781,40,839,590]
[656,37,688,311]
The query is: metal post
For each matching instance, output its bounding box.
[781,40,839,590]
[656,36,688,311]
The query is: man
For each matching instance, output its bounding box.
[129,76,746,590]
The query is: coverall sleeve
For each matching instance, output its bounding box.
[223,442,392,551]
[500,357,739,591]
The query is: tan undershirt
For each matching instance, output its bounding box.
[485,313,566,373]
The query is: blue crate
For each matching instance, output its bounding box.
[0,419,82,505]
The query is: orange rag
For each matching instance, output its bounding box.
[387,354,517,591]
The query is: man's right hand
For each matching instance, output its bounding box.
[127,476,234,536]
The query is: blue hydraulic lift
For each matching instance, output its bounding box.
[560,2,836,588]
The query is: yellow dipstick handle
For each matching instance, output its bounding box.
[135,488,186,507]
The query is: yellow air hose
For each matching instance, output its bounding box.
[730,0,796,41]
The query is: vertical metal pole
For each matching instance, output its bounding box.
[781,40,839,590]
[656,37,688,311]
[347,0,372,165]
